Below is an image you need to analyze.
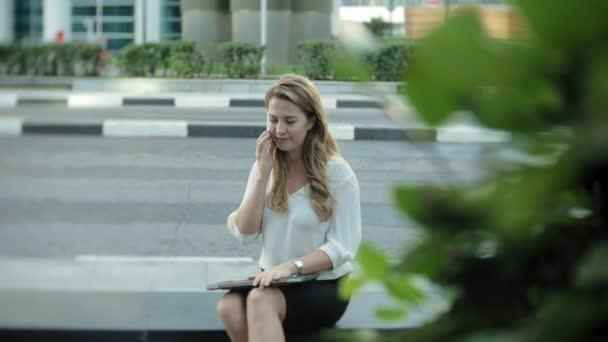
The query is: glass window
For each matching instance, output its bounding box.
[72,22,87,32]
[102,22,134,33]
[73,6,96,16]
[161,0,182,41]
[103,6,134,16]
[162,5,181,17]
[163,21,181,32]
[14,0,43,42]
[107,38,133,50]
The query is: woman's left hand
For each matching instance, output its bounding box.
[248,263,296,290]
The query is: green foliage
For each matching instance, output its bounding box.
[365,17,390,38]
[365,39,414,81]
[166,41,205,78]
[297,40,336,80]
[0,43,102,76]
[216,41,265,79]
[113,41,205,78]
[298,39,414,81]
[341,0,608,340]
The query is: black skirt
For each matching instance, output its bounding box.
[231,275,350,333]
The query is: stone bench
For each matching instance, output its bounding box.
[0,256,447,335]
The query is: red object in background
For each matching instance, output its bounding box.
[54,30,64,42]
[428,0,440,6]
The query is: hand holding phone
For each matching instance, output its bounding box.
[256,130,276,179]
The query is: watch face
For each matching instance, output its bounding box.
[294,259,304,273]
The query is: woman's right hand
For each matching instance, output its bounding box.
[256,130,276,180]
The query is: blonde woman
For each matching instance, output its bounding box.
[216,74,362,341]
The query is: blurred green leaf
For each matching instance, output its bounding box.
[393,185,481,232]
[338,272,366,300]
[356,241,390,279]
[330,48,371,82]
[396,232,449,277]
[514,0,608,50]
[406,10,495,125]
[583,49,608,149]
[375,305,408,321]
[383,273,424,303]
[575,243,608,288]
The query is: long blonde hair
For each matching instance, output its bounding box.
[265,74,340,222]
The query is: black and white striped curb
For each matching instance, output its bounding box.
[0,94,381,109]
[0,118,511,143]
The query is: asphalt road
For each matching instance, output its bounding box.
[0,135,492,261]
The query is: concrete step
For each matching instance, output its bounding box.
[0,256,448,331]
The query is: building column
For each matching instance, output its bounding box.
[290,0,333,64]
[331,0,341,37]
[231,0,291,65]
[134,0,144,44]
[43,0,72,42]
[0,0,14,43]
[145,0,161,42]
[181,0,230,60]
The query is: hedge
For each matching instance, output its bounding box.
[113,41,205,78]
[298,38,415,81]
[365,39,414,81]
[297,40,337,80]
[217,42,265,79]
[0,43,103,76]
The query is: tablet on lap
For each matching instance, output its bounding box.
[206,273,320,291]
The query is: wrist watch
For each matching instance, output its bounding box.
[292,259,304,275]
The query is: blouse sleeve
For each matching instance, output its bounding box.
[317,174,362,270]
[226,161,262,245]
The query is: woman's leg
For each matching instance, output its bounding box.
[216,292,248,342]
[246,287,287,342]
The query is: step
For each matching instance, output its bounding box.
[0,256,448,331]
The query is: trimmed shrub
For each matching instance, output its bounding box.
[113,41,205,77]
[0,43,102,76]
[167,41,205,78]
[366,39,414,81]
[297,40,336,80]
[217,42,265,79]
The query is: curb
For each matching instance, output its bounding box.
[0,94,381,109]
[0,118,511,143]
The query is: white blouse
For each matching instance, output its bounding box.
[226,154,362,280]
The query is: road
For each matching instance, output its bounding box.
[0,135,496,262]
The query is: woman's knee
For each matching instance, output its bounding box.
[247,288,286,321]
[217,292,246,323]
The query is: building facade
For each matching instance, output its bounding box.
[1,0,338,64]
[180,0,339,63]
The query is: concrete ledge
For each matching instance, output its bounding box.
[437,125,511,143]
[329,124,355,141]
[22,122,102,135]
[0,118,22,136]
[321,98,337,109]
[229,99,265,107]
[103,120,188,138]
[17,98,68,106]
[0,257,447,331]
[0,94,17,108]
[68,94,123,108]
[354,126,436,142]
[187,122,265,138]
[337,100,381,109]
[123,98,175,107]
[2,119,510,143]
[175,96,230,108]
[3,92,380,109]
[69,78,401,95]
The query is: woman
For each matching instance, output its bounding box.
[217,74,362,342]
